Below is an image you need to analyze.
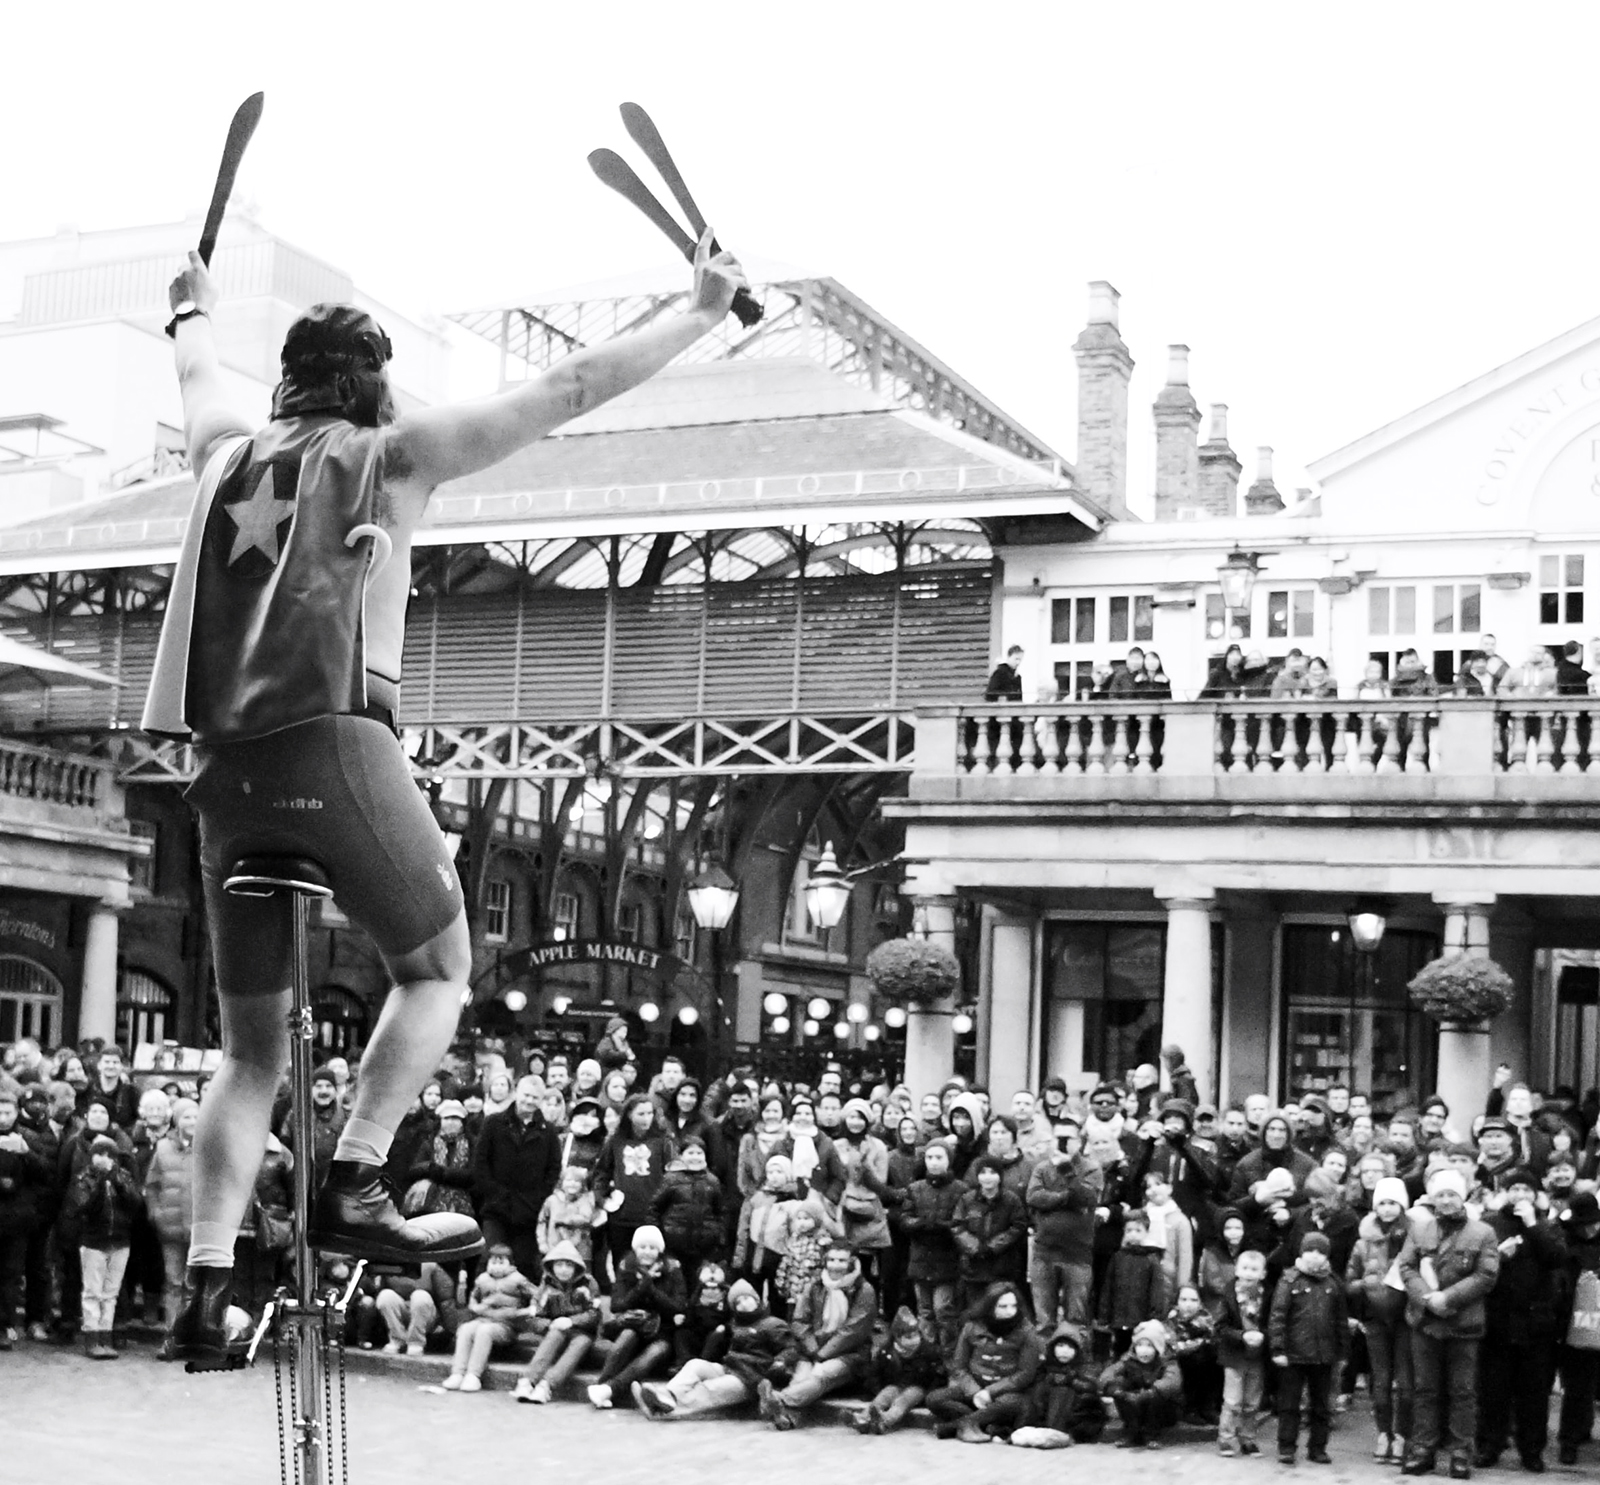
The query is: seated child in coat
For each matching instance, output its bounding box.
[673,1259,730,1366]
[1099,1318,1183,1448]
[444,1245,537,1392]
[926,1282,1043,1443]
[1095,1211,1166,1358]
[853,1305,947,1434]
[586,1224,688,1409]
[511,1239,601,1403]
[634,1278,794,1421]
[1167,1282,1220,1422]
[1027,1323,1106,1444]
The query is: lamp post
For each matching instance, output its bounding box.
[1347,903,1388,954]
[803,843,853,933]
[687,863,740,1075]
[1217,547,1264,625]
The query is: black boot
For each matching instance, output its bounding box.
[308,1160,482,1263]
[159,1266,245,1372]
[1401,1452,1437,1476]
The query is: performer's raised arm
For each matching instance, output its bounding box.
[167,251,253,474]
[383,227,746,495]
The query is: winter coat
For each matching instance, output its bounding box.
[1031,1338,1105,1438]
[526,1242,600,1336]
[607,1252,689,1341]
[1198,1241,1241,1320]
[833,1132,892,1250]
[1398,1210,1500,1339]
[472,1107,561,1230]
[142,1131,196,1243]
[951,1186,1028,1287]
[1215,1282,1269,1370]
[648,1168,727,1261]
[63,1164,143,1250]
[590,1129,674,1227]
[1131,1131,1221,1230]
[1228,1145,1315,1210]
[872,1327,946,1392]
[414,1130,476,1216]
[715,1297,795,1390]
[536,1187,599,1269]
[61,1123,134,1181]
[1345,1210,1411,1324]
[900,1174,966,1283]
[1096,1247,1165,1330]
[386,1106,437,1195]
[1268,1265,1348,1365]
[1270,1203,1360,1284]
[1098,1350,1182,1404]
[593,1030,635,1074]
[1026,1152,1103,1263]
[0,1126,50,1235]
[469,1266,538,1332]
[948,1317,1043,1397]
[733,1184,795,1269]
[1484,1209,1567,1343]
[786,1262,876,1367]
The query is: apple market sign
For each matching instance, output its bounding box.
[500,938,689,982]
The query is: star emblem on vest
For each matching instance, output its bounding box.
[223,460,297,566]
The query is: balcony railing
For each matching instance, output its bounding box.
[937,697,1600,782]
[0,736,110,808]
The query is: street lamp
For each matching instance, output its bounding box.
[883,1006,907,1029]
[1217,547,1264,615]
[1347,902,1388,954]
[803,843,853,930]
[687,862,740,1078]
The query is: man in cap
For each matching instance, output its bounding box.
[149,233,748,1366]
[1398,1168,1500,1478]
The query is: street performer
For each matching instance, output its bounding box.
[145,232,748,1365]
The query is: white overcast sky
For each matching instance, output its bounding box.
[5,2,1600,515]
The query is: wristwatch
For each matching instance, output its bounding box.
[165,300,209,339]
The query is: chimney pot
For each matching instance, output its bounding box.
[1086,280,1120,329]
[1255,446,1274,481]
[1165,345,1191,386]
[1208,403,1229,443]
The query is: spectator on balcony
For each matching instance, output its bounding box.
[984,645,1025,703]
[1555,640,1590,695]
[1455,652,1495,697]
[1239,651,1273,697]
[1506,646,1556,697]
[1390,649,1439,698]
[1481,635,1511,691]
[1304,657,1338,700]
[1355,659,1390,700]
[1202,645,1246,699]
[1142,652,1173,699]
[1106,648,1146,698]
[1270,650,1310,699]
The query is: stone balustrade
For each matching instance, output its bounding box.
[0,736,109,809]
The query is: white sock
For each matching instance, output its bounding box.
[187,1222,238,1269]
[333,1117,393,1167]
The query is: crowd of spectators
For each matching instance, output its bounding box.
[3,1027,1599,1471]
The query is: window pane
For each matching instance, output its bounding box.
[1394,587,1416,633]
[1434,650,1455,684]
[1267,590,1289,639]
[1050,599,1073,644]
[1133,594,1154,642]
[1567,554,1585,587]
[1075,597,1096,644]
[1541,592,1561,624]
[1205,593,1226,641]
[1541,555,1560,588]
[1053,661,1075,695]
[1076,660,1095,697]
[1433,585,1455,633]
[1567,591,1585,623]
[1108,595,1129,644]
[1459,584,1480,633]
[1368,586,1390,636]
[1292,590,1315,637]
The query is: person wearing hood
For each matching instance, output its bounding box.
[1100,1316,1183,1448]
[853,1304,947,1433]
[1161,1044,1199,1106]
[1131,1097,1221,1244]
[1346,1175,1416,1463]
[634,1277,793,1420]
[481,1067,516,1121]
[1555,1190,1600,1466]
[648,1135,727,1275]
[1027,1321,1105,1442]
[1297,1094,1338,1163]
[1475,1166,1566,1471]
[927,1281,1043,1442]
[591,1094,675,1279]
[558,1096,607,1176]
[1199,1207,1248,1320]
[1027,1112,1103,1330]
[1130,1063,1162,1122]
[664,1073,723,1169]
[584,1223,687,1410]
[593,1016,636,1075]
[471,1076,561,1279]
[943,1092,986,1180]
[901,1139,967,1353]
[834,1097,892,1291]
[510,1238,601,1403]
[757,1239,877,1428]
[1230,1112,1315,1235]
[1398,1167,1500,1478]
[1270,1230,1349,1464]
[1038,1076,1070,1127]
[952,1154,1029,1302]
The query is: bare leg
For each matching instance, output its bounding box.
[345,910,470,1136]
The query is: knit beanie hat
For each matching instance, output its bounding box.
[1130,1319,1169,1357]
[89,1134,121,1158]
[311,1066,338,1088]
[728,1279,760,1311]
[1372,1177,1410,1211]
[1426,1168,1468,1199]
[1304,1168,1339,1200]
[1299,1232,1331,1256]
[1261,1167,1297,1199]
[631,1225,665,1253]
[1501,1167,1538,1193]
[435,1100,466,1120]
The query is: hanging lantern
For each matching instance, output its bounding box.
[951,1011,974,1035]
[806,996,831,1019]
[802,1019,820,1037]
[845,1002,869,1023]
[771,1015,790,1034]
[686,862,740,930]
[762,992,788,1016]
[863,1024,881,1041]
[638,1002,660,1023]
[677,1005,699,1026]
[803,842,853,930]
[503,989,527,1013]
[883,1006,907,1029]
[832,1021,850,1040]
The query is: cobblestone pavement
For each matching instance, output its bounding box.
[0,1336,1589,1485]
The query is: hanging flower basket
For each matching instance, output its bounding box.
[866,937,960,1004]
[1406,955,1513,1025]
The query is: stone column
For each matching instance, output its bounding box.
[905,896,958,1097]
[1432,893,1496,1135]
[983,910,1034,1102]
[1159,890,1216,1104]
[79,901,121,1046]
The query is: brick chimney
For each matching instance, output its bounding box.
[1245,445,1284,514]
[1072,282,1133,518]
[1195,403,1242,518]
[1152,345,1201,519]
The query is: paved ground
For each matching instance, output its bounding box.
[0,1335,1590,1485]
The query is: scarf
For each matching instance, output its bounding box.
[818,1262,859,1334]
[790,1130,819,1183]
[1144,1197,1181,1252]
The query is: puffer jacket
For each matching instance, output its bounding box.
[712,1281,794,1389]
[900,1173,967,1282]
[142,1130,196,1243]
[1026,1152,1103,1263]
[1030,1333,1105,1439]
[949,1316,1043,1397]
[1398,1210,1500,1339]
[1268,1265,1348,1364]
[1345,1210,1411,1323]
[648,1167,726,1261]
[527,1240,601,1336]
[834,1125,892,1250]
[607,1252,689,1340]
[1098,1350,1182,1404]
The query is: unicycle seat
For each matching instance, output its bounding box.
[224,855,334,899]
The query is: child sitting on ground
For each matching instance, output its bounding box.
[673,1259,731,1366]
[1025,1323,1106,1444]
[1096,1210,1165,1358]
[1166,1281,1219,1423]
[853,1306,947,1434]
[1099,1318,1182,1449]
[537,1164,601,1272]
[1216,1247,1268,1457]
[511,1239,601,1404]
[585,1224,687,1410]
[444,1245,536,1393]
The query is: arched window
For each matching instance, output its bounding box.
[313,986,369,1054]
[117,969,176,1058]
[0,955,64,1047]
